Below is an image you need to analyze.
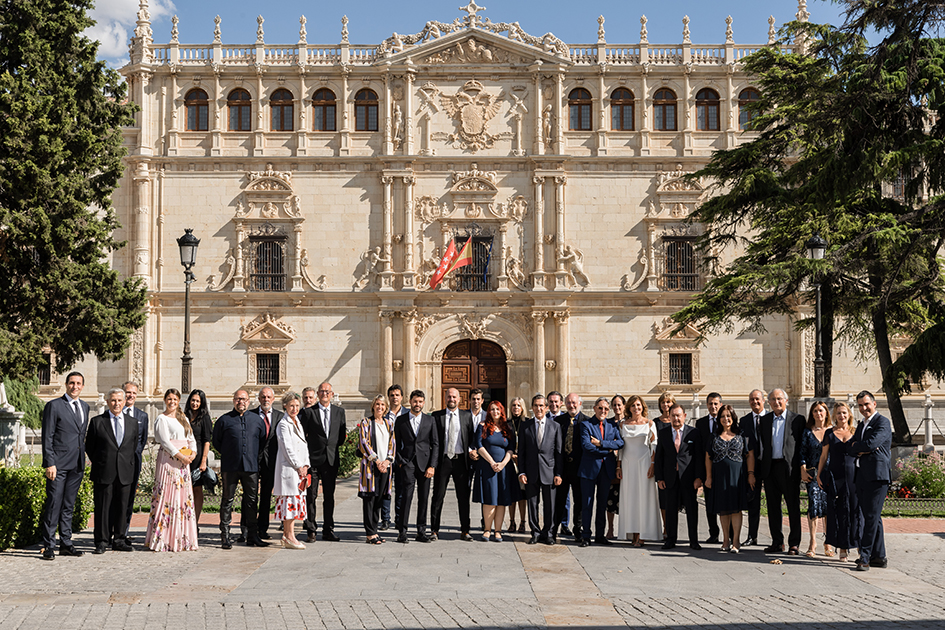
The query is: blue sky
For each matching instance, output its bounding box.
[90,0,849,67]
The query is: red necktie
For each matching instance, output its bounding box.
[263,411,270,435]
[599,421,605,459]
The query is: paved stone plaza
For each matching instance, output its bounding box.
[2,478,943,629]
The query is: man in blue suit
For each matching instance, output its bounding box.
[577,397,624,547]
[121,381,149,540]
[848,390,892,571]
[212,389,268,549]
[40,371,90,560]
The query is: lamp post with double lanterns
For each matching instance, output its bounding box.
[805,232,828,399]
[177,228,200,394]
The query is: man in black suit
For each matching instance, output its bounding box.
[86,388,138,554]
[738,389,766,546]
[849,390,893,571]
[655,404,704,550]
[39,371,89,560]
[757,388,804,554]
[382,384,409,530]
[518,394,562,545]
[212,389,268,549]
[300,381,347,542]
[250,386,283,540]
[552,392,587,541]
[121,381,149,540]
[695,392,722,544]
[430,387,474,541]
[394,389,439,543]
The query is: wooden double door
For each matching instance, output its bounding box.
[440,339,507,409]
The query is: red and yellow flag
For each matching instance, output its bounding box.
[429,239,472,289]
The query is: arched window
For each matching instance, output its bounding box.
[696,88,720,131]
[610,88,634,131]
[312,88,336,131]
[653,88,677,131]
[355,89,378,132]
[228,88,252,131]
[185,88,209,131]
[738,88,762,130]
[270,88,294,132]
[568,88,593,131]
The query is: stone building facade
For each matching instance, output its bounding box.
[39,0,944,423]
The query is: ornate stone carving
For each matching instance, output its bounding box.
[506,255,528,290]
[208,248,237,291]
[414,313,449,342]
[256,15,265,44]
[132,328,144,386]
[682,15,691,45]
[558,245,590,289]
[597,15,606,43]
[416,245,441,289]
[544,360,556,371]
[354,246,391,290]
[459,314,489,339]
[423,37,510,64]
[341,15,349,43]
[300,249,327,291]
[437,81,504,151]
[248,163,293,190]
[768,16,777,45]
[213,15,222,44]
[242,313,296,341]
[725,15,734,44]
[640,15,648,44]
[490,195,528,222]
[415,196,449,223]
[621,248,649,291]
[392,360,403,372]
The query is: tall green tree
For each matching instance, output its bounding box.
[0,0,147,379]
[672,1,945,444]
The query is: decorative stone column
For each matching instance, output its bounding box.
[402,310,417,395]
[136,72,153,156]
[211,72,222,156]
[291,223,303,290]
[645,223,659,291]
[532,66,544,155]
[531,311,547,395]
[167,71,179,156]
[402,174,416,289]
[553,175,569,290]
[383,72,393,155]
[132,162,152,287]
[254,69,265,156]
[554,72,565,154]
[532,175,546,290]
[639,69,650,155]
[339,66,351,155]
[496,222,509,291]
[380,175,394,289]
[380,310,395,392]
[297,71,308,156]
[404,69,415,155]
[233,219,247,291]
[554,310,570,394]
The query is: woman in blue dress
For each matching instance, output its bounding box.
[816,402,863,562]
[800,400,831,557]
[473,401,519,541]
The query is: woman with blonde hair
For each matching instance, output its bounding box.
[359,395,396,544]
[817,402,863,561]
[274,392,309,549]
[146,388,198,552]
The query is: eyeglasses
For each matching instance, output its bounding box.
[234,397,249,402]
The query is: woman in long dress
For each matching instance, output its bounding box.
[473,401,519,541]
[616,395,662,546]
[801,400,831,557]
[185,389,213,528]
[606,395,626,540]
[146,388,199,552]
[704,404,753,553]
[358,395,394,545]
[274,392,309,549]
[817,402,863,562]
[506,397,528,534]
[655,392,676,539]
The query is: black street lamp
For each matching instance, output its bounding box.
[177,228,200,394]
[806,232,828,399]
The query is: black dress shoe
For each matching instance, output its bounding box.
[396,532,409,543]
[742,537,757,547]
[560,526,573,537]
[125,536,136,544]
[546,537,556,546]
[59,545,84,557]
[578,539,590,548]
[247,536,270,547]
[92,543,107,555]
[236,534,246,543]
[869,557,888,568]
[787,546,799,556]
[527,535,539,545]
[689,542,703,551]
[221,538,232,550]
[460,532,474,541]
[322,531,340,542]
[415,533,431,543]
[853,563,870,572]
[705,536,720,545]
[661,542,676,550]
[306,533,317,543]
[41,547,56,560]
[112,541,134,552]
[259,532,271,540]
[764,544,785,553]
[379,520,391,531]
[594,537,613,545]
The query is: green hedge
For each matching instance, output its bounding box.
[339,428,360,477]
[0,466,94,551]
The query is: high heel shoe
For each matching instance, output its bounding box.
[281,537,305,550]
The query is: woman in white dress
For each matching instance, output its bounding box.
[274,392,309,549]
[146,388,199,552]
[616,395,662,546]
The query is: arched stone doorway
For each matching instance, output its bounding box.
[441,339,507,409]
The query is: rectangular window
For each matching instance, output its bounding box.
[187,105,208,132]
[663,237,699,291]
[38,353,52,386]
[256,354,280,385]
[451,236,494,292]
[249,237,286,292]
[669,353,693,385]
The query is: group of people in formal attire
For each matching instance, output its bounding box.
[38,372,892,572]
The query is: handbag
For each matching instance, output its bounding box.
[191,466,218,489]
[298,472,312,492]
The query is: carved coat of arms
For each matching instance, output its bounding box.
[438,80,504,151]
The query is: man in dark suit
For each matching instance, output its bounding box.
[553,392,587,541]
[121,381,149,540]
[738,389,766,546]
[382,384,409,530]
[518,394,562,545]
[39,371,90,560]
[757,388,804,554]
[430,387,474,541]
[848,390,892,571]
[86,388,138,554]
[695,392,723,544]
[212,389,268,549]
[394,389,439,543]
[300,381,347,542]
[655,404,704,550]
[250,386,283,540]
[577,397,624,547]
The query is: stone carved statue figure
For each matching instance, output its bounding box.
[542,104,554,147]
[507,256,527,290]
[560,245,590,287]
[392,104,404,149]
[354,246,390,289]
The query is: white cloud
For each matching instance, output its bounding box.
[86,0,176,66]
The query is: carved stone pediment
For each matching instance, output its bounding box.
[654,317,702,343]
[379,24,571,66]
[247,163,293,191]
[241,313,296,344]
[450,164,498,194]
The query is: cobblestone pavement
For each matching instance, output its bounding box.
[2,477,943,629]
